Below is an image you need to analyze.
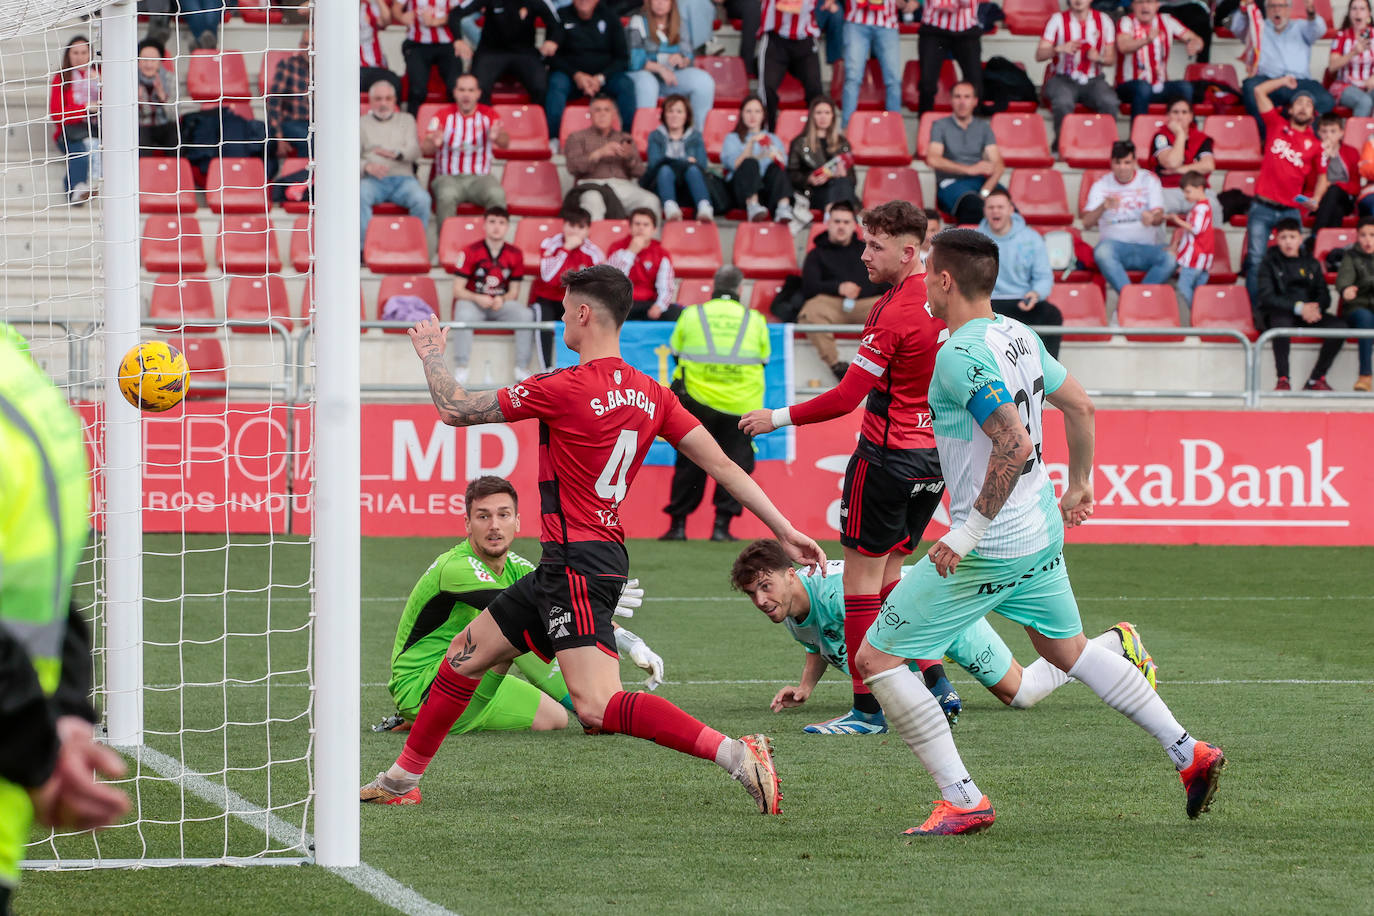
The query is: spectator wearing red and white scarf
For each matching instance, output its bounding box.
[1115,0,1203,117]
[1327,0,1374,117]
[915,0,983,114]
[393,0,462,115]
[1230,0,1333,124]
[361,1,402,99]
[1036,0,1119,152]
[422,73,510,227]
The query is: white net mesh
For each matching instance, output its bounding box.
[6,0,321,867]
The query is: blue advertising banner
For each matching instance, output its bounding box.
[556,320,791,465]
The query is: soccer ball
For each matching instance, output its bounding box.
[117,341,189,412]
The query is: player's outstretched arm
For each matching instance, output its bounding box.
[739,360,879,436]
[930,402,1032,577]
[677,427,827,571]
[771,652,828,711]
[1046,373,1096,527]
[408,316,505,427]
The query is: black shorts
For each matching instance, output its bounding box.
[839,449,944,557]
[488,563,622,660]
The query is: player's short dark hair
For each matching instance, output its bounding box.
[629,206,658,227]
[860,201,928,243]
[1179,171,1208,191]
[1318,112,1345,131]
[729,539,792,592]
[1110,140,1136,162]
[984,187,1013,204]
[827,200,856,218]
[484,205,509,220]
[562,264,634,327]
[1274,217,1303,235]
[465,475,517,511]
[560,205,592,227]
[929,228,1000,300]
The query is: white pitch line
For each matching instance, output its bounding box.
[145,678,1374,689]
[163,593,1374,605]
[123,745,458,916]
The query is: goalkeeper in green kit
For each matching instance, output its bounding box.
[378,476,663,735]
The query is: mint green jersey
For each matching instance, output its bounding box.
[788,561,849,672]
[929,315,1068,559]
[388,541,535,698]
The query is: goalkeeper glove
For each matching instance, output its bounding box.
[614,578,643,618]
[613,626,665,691]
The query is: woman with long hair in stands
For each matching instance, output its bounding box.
[787,96,858,214]
[720,96,795,224]
[48,35,100,205]
[627,0,715,125]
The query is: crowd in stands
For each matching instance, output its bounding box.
[44,0,1374,393]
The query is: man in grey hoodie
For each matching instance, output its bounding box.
[976,188,1065,358]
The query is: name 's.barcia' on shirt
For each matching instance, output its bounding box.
[590,387,657,419]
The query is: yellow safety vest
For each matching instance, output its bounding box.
[669,296,770,416]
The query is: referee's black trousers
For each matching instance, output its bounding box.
[664,387,755,521]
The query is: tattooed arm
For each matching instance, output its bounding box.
[929,402,1032,577]
[408,316,506,427]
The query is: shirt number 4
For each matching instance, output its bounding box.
[595,429,638,505]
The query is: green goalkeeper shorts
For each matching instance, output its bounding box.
[392,664,543,734]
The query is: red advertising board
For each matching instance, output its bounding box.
[84,403,1374,545]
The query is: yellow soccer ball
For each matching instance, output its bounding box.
[117,340,189,412]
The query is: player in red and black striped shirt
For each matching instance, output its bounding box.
[361,265,826,815]
[741,202,960,735]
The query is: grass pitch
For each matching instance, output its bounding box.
[17,539,1374,915]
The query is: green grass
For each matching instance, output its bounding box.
[17,539,1374,915]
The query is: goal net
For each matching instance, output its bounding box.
[4,0,360,869]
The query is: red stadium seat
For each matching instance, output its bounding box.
[775,109,809,149]
[377,275,440,326]
[287,215,312,273]
[1050,283,1111,342]
[777,72,807,109]
[1009,169,1072,226]
[489,80,531,105]
[273,157,314,214]
[914,110,943,160]
[400,67,452,107]
[586,219,628,258]
[1202,115,1262,170]
[438,216,485,272]
[1190,284,1258,341]
[558,106,595,148]
[748,278,785,317]
[205,157,269,215]
[1004,0,1058,34]
[663,221,724,278]
[414,102,446,146]
[702,109,739,162]
[1343,116,1374,150]
[631,107,661,158]
[495,104,552,159]
[216,216,281,274]
[1076,169,1108,217]
[1314,227,1357,279]
[677,278,714,306]
[1058,114,1119,168]
[731,222,795,279]
[863,166,925,210]
[931,59,959,112]
[363,216,431,274]
[186,50,251,102]
[696,57,749,108]
[148,275,217,331]
[514,217,564,274]
[1185,62,1241,94]
[846,111,910,166]
[142,215,208,274]
[238,0,283,24]
[1184,63,1242,113]
[226,274,293,333]
[830,58,885,112]
[501,160,564,217]
[806,220,864,253]
[1221,170,1258,225]
[140,158,197,214]
[991,113,1053,167]
[1173,226,1238,284]
[902,60,921,113]
[169,334,227,398]
[1131,113,1169,160]
[1117,284,1184,341]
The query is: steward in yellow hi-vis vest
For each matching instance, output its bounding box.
[0,329,127,910]
[662,266,770,543]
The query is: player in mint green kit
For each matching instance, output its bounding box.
[383,476,662,736]
[852,230,1226,837]
[729,540,1159,727]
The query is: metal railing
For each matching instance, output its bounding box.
[1249,327,1374,407]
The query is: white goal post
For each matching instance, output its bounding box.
[5,0,360,869]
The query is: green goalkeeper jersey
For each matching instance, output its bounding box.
[388,540,536,697]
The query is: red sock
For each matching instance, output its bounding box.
[396,664,480,775]
[603,691,728,762]
[916,659,940,673]
[844,593,882,696]
[878,580,898,603]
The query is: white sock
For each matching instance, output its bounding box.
[1068,641,1196,769]
[715,736,742,772]
[383,764,421,787]
[867,666,981,807]
[1011,631,1126,709]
